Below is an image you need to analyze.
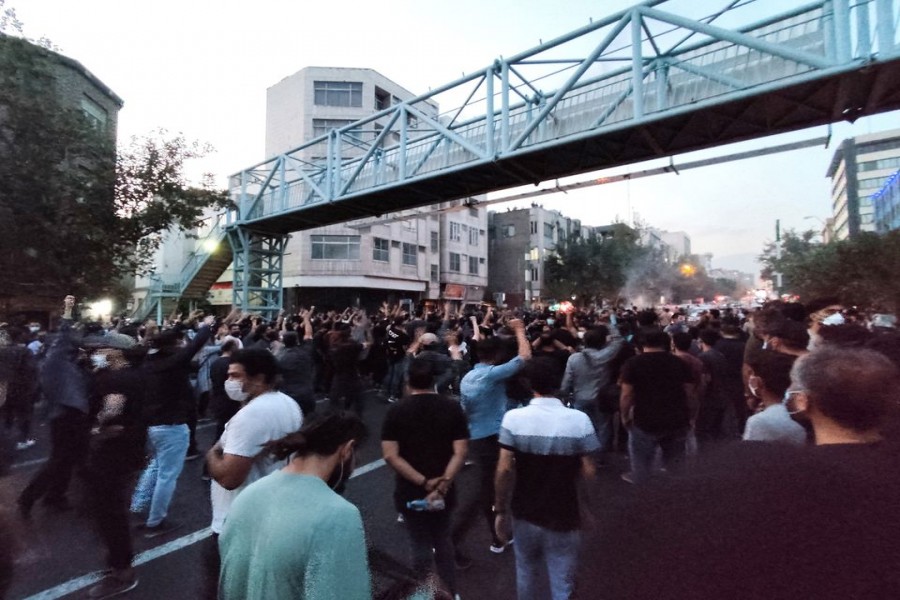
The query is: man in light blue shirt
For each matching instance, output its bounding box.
[456,318,531,555]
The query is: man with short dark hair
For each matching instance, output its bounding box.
[695,329,730,448]
[457,318,531,554]
[620,330,693,484]
[381,358,469,597]
[130,315,215,537]
[494,356,598,600]
[561,326,622,462]
[207,348,303,530]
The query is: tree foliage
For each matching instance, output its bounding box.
[0,33,229,305]
[760,228,900,312]
[543,223,736,306]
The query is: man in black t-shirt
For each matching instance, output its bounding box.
[384,318,411,403]
[620,330,692,484]
[381,358,469,596]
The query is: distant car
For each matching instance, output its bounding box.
[871,314,897,329]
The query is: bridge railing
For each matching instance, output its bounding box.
[229,0,899,228]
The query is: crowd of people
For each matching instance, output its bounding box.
[0,293,899,599]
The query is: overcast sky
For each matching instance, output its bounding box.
[15,0,900,276]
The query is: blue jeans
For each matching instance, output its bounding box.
[512,518,581,600]
[130,424,189,526]
[628,425,688,484]
[383,358,407,398]
[573,399,614,455]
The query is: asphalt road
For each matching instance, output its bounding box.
[1,391,639,600]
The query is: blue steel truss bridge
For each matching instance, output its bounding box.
[134,0,900,320]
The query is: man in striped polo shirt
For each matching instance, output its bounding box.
[494,356,599,600]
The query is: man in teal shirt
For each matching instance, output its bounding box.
[219,412,370,600]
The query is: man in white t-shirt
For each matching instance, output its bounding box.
[206,348,303,534]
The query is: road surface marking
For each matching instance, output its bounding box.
[20,456,387,600]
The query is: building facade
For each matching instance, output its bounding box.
[487,205,588,307]
[1,39,123,322]
[827,128,900,241]
[266,66,488,309]
[873,169,900,234]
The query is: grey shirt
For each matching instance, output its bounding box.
[561,339,623,402]
[743,403,807,445]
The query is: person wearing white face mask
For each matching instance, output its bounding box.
[206,348,302,538]
[742,350,807,445]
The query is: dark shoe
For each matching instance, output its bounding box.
[142,519,183,539]
[88,571,138,598]
[185,449,201,461]
[489,538,513,554]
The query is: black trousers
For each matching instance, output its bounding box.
[19,407,90,508]
[451,435,500,547]
[331,375,363,416]
[85,430,146,570]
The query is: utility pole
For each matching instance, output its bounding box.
[773,219,783,296]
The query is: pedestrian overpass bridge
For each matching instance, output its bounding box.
[135,0,900,320]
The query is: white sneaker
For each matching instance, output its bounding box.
[16,439,36,451]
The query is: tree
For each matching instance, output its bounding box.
[544,223,649,305]
[759,228,900,313]
[0,32,229,313]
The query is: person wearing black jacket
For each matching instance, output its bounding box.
[130,316,214,537]
[83,340,148,599]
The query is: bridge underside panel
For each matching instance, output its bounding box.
[244,60,900,236]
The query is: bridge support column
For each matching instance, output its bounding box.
[227,227,289,320]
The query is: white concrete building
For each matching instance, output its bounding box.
[266,66,488,309]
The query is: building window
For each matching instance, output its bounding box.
[530,221,537,234]
[504,224,516,237]
[430,231,439,253]
[468,255,479,275]
[313,81,362,107]
[430,264,439,283]
[531,267,539,281]
[469,207,479,218]
[449,252,461,272]
[374,87,390,111]
[311,235,360,260]
[544,223,554,239]
[450,222,461,242]
[468,228,479,246]
[80,96,108,130]
[313,119,361,142]
[402,243,417,266]
[373,237,390,262]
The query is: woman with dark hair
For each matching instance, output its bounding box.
[219,412,369,600]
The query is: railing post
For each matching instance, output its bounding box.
[875,0,895,53]
[501,60,510,153]
[485,66,495,158]
[399,106,408,181]
[833,0,853,62]
[631,9,645,119]
[656,60,669,110]
[279,156,286,213]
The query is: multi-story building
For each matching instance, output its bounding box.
[1,39,122,321]
[873,170,900,234]
[487,205,588,307]
[265,66,488,309]
[826,128,900,240]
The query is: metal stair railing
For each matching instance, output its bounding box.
[130,213,231,322]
